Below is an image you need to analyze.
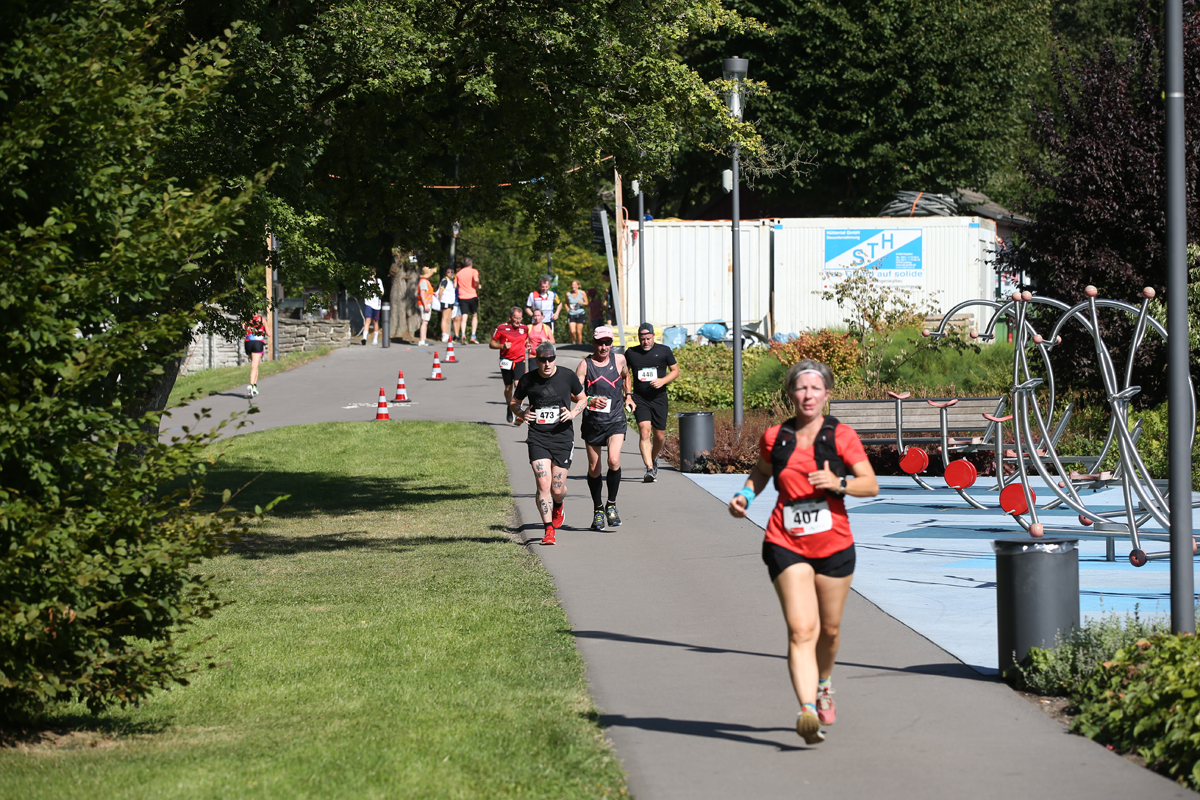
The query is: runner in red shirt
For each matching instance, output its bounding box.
[728,359,878,745]
[490,306,529,424]
[525,307,554,355]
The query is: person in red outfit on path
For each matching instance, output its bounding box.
[728,359,878,745]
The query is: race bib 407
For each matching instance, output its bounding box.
[783,499,832,537]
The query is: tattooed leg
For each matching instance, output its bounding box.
[530,458,554,523]
[551,465,569,505]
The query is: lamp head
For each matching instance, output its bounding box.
[721,57,749,120]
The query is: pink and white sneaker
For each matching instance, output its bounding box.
[816,686,836,725]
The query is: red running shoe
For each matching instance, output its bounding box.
[552,502,565,529]
[816,686,836,725]
[542,526,556,546]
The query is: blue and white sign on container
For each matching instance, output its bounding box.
[823,228,924,288]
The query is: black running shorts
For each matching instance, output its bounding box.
[527,439,573,469]
[633,393,668,431]
[244,340,265,355]
[581,418,628,448]
[762,541,856,583]
[459,296,479,314]
[501,360,527,386]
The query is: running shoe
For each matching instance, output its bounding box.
[506,408,515,424]
[251,384,259,397]
[247,384,254,398]
[470,336,479,344]
[643,468,655,483]
[796,709,825,744]
[418,340,429,346]
[590,510,607,531]
[604,503,622,527]
[816,686,836,725]
[542,526,556,546]
[552,502,565,529]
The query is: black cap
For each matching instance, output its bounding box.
[637,323,655,335]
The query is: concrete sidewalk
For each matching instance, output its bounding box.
[166,343,1189,799]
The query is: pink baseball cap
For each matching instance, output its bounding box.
[593,326,614,340]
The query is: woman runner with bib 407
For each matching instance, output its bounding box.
[728,359,878,745]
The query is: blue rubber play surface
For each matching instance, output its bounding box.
[686,474,1200,674]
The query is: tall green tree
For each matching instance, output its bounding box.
[0,0,267,717]
[656,0,1051,217]
[1000,15,1200,403]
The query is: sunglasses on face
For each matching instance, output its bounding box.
[537,356,556,363]
[596,339,613,346]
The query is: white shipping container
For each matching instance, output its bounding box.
[622,216,998,336]
[773,217,999,335]
[622,219,772,333]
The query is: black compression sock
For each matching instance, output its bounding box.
[606,468,622,503]
[587,474,604,509]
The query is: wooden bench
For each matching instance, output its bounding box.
[828,394,1004,449]
[828,393,1005,504]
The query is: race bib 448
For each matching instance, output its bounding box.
[637,367,657,382]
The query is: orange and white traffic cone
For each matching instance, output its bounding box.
[393,370,409,402]
[373,387,390,420]
[445,340,457,362]
[428,352,445,380]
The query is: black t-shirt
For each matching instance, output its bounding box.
[514,366,584,443]
[625,343,677,400]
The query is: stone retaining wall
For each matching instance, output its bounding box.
[181,317,351,375]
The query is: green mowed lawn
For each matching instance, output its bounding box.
[0,421,627,799]
[167,346,336,408]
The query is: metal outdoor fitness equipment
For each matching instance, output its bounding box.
[923,286,1198,567]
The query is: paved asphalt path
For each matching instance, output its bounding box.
[164,343,1189,799]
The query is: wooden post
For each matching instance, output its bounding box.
[265,230,274,361]
[613,167,626,329]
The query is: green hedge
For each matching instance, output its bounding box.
[1071,632,1200,790]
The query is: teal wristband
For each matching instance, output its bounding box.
[734,487,756,507]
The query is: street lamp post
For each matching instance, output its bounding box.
[1164,0,1195,634]
[634,179,646,324]
[723,57,748,428]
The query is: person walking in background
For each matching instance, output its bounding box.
[525,275,561,331]
[362,275,384,345]
[511,342,586,546]
[455,257,481,343]
[244,313,268,397]
[416,265,436,345]
[727,359,879,745]
[526,307,554,356]
[437,264,457,342]
[566,280,589,345]
[624,323,679,481]
[491,306,528,424]
[576,326,632,531]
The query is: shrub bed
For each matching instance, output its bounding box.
[1070,632,1200,790]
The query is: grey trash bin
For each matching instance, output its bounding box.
[676,412,714,473]
[993,537,1080,675]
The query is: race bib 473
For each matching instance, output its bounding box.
[535,407,561,425]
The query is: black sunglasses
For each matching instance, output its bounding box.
[595,339,613,346]
[536,356,556,363]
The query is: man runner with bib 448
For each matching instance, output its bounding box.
[624,322,679,482]
[575,326,633,531]
[511,342,586,546]
[490,306,528,424]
